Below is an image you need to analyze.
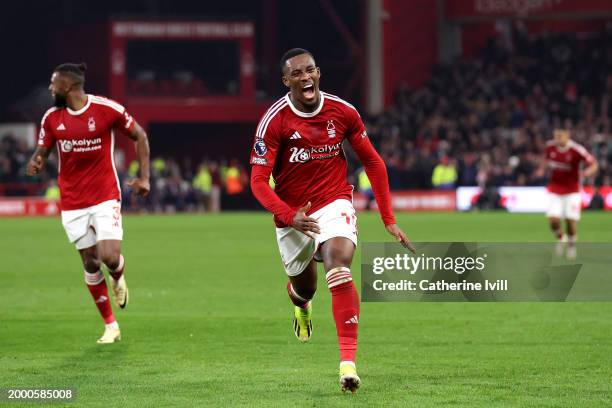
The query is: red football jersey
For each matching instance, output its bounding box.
[38,95,135,210]
[250,92,369,226]
[545,140,595,194]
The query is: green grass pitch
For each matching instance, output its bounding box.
[1,212,611,407]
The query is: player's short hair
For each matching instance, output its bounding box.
[54,62,87,85]
[280,48,315,75]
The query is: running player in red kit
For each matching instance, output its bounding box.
[544,127,597,260]
[26,63,150,343]
[250,48,415,392]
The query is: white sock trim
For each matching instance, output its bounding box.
[326,267,352,288]
[340,361,356,368]
[84,270,104,285]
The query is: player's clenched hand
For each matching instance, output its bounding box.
[126,178,150,197]
[291,201,320,239]
[385,224,416,253]
[26,155,44,176]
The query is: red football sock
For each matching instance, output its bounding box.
[287,281,310,308]
[326,267,359,362]
[84,270,115,324]
[108,254,125,281]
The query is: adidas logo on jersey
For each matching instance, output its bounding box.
[56,123,66,130]
[290,131,302,140]
[345,315,359,324]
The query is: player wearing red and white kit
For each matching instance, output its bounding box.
[544,128,597,260]
[27,63,150,343]
[250,49,415,393]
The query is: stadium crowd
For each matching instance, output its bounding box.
[1,28,610,210]
[120,156,251,212]
[358,26,611,190]
[0,132,249,212]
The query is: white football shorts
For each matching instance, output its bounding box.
[546,192,582,221]
[276,199,357,276]
[61,199,123,250]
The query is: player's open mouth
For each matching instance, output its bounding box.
[302,84,315,99]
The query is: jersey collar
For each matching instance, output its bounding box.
[66,94,91,116]
[556,142,571,152]
[284,92,325,118]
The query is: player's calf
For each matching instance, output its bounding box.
[107,254,125,280]
[326,267,361,392]
[565,220,578,260]
[287,281,313,308]
[107,255,128,309]
[326,267,360,362]
[100,252,122,273]
[567,234,578,261]
[287,282,313,342]
[549,217,563,240]
[549,217,566,257]
[84,269,121,344]
[79,246,101,273]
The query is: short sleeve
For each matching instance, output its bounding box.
[575,144,595,165]
[250,115,281,167]
[38,112,56,148]
[114,107,136,133]
[95,96,135,133]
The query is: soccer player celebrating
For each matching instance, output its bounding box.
[250,48,414,392]
[544,127,598,260]
[26,63,150,343]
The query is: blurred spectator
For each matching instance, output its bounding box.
[224,159,246,195]
[356,167,374,209]
[221,159,249,210]
[474,182,505,211]
[0,134,27,182]
[44,180,60,200]
[587,186,605,210]
[208,161,222,213]
[192,162,213,212]
[431,156,457,190]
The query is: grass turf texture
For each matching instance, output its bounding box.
[1,212,611,407]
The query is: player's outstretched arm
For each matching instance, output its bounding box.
[126,122,150,196]
[26,146,50,176]
[349,135,416,253]
[385,224,416,253]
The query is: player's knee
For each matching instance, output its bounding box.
[323,245,353,270]
[102,253,121,271]
[82,257,101,273]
